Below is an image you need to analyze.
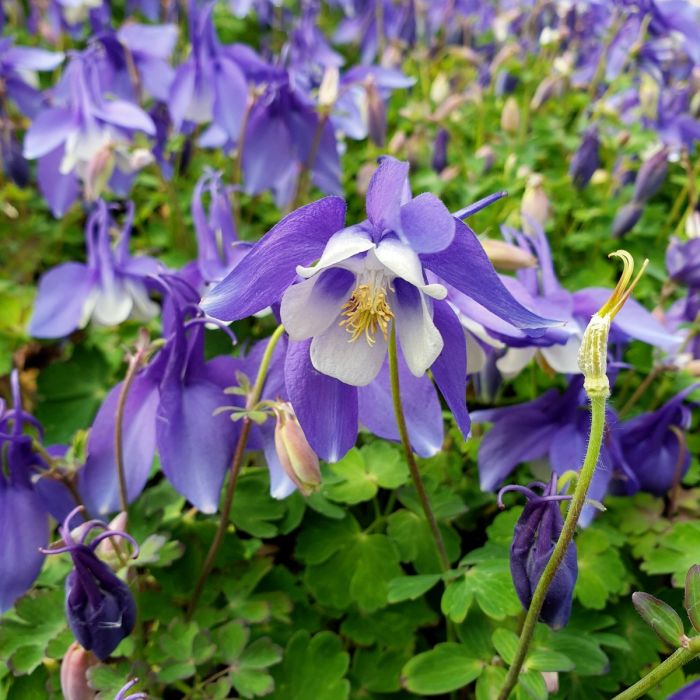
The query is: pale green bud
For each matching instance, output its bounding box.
[274,403,321,496]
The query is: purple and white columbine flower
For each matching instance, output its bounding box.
[23,47,155,216]
[202,156,554,461]
[30,200,162,338]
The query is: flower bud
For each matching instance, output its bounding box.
[60,642,98,700]
[84,145,116,202]
[569,128,600,189]
[501,96,520,134]
[686,210,700,239]
[274,403,321,496]
[431,128,449,173]
[480,238,537,271]
[612,201,643,238]
[634,147,668,202]
[365,80,387,147]
[521,174,550,230]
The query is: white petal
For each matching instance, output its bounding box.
[91,282,133,326]
[375,236,447,299]
[466,331,488,374]
[542,336,582,374]
[392,288,444,377]
[310,317,387,386]
[123,279,159,322]
[281,271,354,341]
[296,225,374,278]
[496,347,537,378]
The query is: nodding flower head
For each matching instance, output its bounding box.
[41,507,139,661]
[499,474,578,629]
[578,250,648,398]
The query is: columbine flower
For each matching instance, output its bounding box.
[41,506,138,660]
[668,679,700,700]
[618,385,699,495]
[500,474,578,629]
[168,0,248,143]
[29,200,162,338]
[569,127,600,189]
[23,47,155,216]
[472,375,635,522]
[667,237,700,288]
[203,156,554,461]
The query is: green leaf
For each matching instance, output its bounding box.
[575,527,627,609]
[401,643,483,695]
[269,631,350,700]
[476,665,508,700]
[641,521,700,585]
[441,575,474,623]
[685,564,700,632]
[230,469,291,537]
[295,514,360,565]
[524,649,575,672]
[632,592,685,647]
[492,628,519,665]
[353,647,411,693]
[388,574,442,603]
[231,668,275,698]
[517,670,548,700]
[238,638,283,670]
[469,560,522,620]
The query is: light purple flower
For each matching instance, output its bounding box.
[30,200,162,338]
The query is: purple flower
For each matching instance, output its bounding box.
[569,127,600,189]
[667,237,700,288]
[634,146,669,202]
[432,128,449,173]
[618,384,699,495]
[41,507,138,661]
[23,47,155,216]
[668,679,700,700]
[472,376,635,522]
[79,279,245,515]
[29,200,162,338]
[501,474,578,629]
[202,156,554,460]
[168,1,248,144]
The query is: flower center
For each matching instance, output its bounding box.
[340,281,394,345]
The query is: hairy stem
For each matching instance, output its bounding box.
[187,325,285,619]
[387,325,450,572]
[612,639,700,700]
[497,393,607,699]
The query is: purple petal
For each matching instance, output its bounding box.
[29,262,94,338]
[116,23,178,59]
[212,57,248,141]
[201,196,346,321]
[431,301,471,439]
[79,374,159,517]
[0,486,48,612]
[4,46,64,71]
[285,339,358,462]
[94,100,155,134]
[358,355,443,458]
[37,147,79,217]
[365,156,409,231]
[399,193,455,253]
[168,62,196,129]
[421,218,556,334]
[23,108,75,160]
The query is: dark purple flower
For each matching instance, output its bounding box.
[668,679,700,700]
[23,47,155,216]
[634,147,669,202]
[569,127,600,189]
[203,156,554,460]
[667,237,700,288]
[432,128,449,173]
[30,200,162,338]
[618,384,699,495]
[41,507,138,661]
[612,201,644,238]
[501,474,578,629]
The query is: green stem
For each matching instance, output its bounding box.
[612,639,700,700]
[497,393,607,700]
[387,325,450,573]
[187,324,286,619]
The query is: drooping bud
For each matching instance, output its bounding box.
[431,128,449,173]
[41,507,139,661]
[634,147,668,202]
[480,238,537,271]
[60,642,98,700]
[501,96,520,134]
[569,128,600,189]
[274,403,321,496]
[501,474,577,629]
[578,251,648,398]
[612,201,644,238]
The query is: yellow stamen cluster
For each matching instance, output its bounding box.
[340,283,394,345]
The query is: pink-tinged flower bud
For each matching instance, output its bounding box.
[501,96,520,134]
[60,642,98,700]
[84,145,116,202]
[480,239,537,271]
[521,174,550,230]
[274,403,321,496]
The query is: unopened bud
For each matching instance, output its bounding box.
[274,403,321,496]
[432,128,449,173]
[501,96,520,134]
[612,201,644,238]
[686,210,700,239]
[365,80,386,147]
[481,239,537,271]
[60,642,98,700]
[530,75,564,110]
[318,66,339,108]
[542,672,559,693]
[84,145,116,202]
[521,174,550,230]
[570,128,600,189]
[634,147,668,202]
